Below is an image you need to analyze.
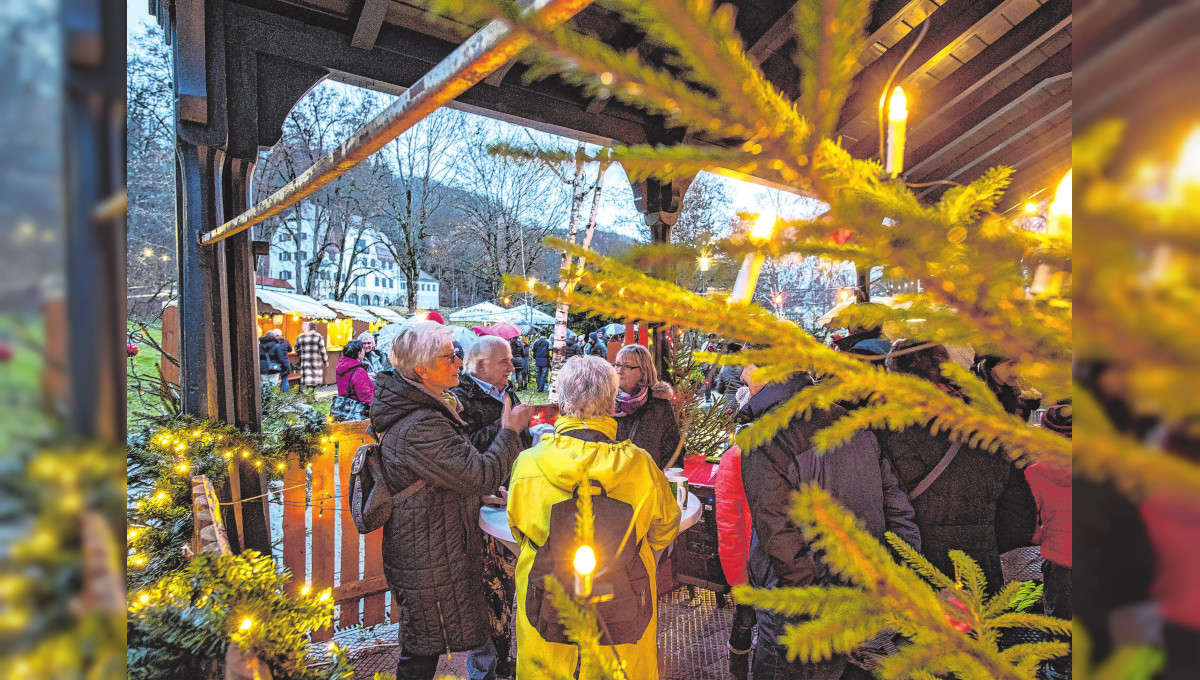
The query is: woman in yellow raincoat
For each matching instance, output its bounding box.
[508,356,681,679]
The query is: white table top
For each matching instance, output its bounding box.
[480,492,703,555]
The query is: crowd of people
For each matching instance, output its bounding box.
[260,317,1068,680]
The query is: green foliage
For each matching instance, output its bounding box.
[667,332,736,461]
[127,551,352,680]
[735,486,1068,680]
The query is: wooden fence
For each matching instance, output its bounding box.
[280,420,388,641]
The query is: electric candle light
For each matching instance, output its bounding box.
[573,544,596,598]
[1170,124,1200,203]
[886,86,907,177]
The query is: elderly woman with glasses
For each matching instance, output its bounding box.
[613,344,682,468]
[508,356,680,679]
[370,321,534,680]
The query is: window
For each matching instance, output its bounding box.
[279,251,291,262]
[373,296,381,306]
[280,271,292,280]
[300,251,308,260]
[348,293,357,304]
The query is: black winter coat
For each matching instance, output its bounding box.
[875,426,1037,592]
[258,336,289,374]
[714,364,745,405]
[449,374,533,460]
[740,375,919,653]
[615,393,681,468]
[369,372,523,656]
[531,338,552,367]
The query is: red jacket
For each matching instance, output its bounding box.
[714,446,753,587]
[335,356,374,405]
[1141,494,1200,629]
[1025,461,1071,568]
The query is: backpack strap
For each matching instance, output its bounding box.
[908,441,963,500]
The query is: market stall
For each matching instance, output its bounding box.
[319,299,379,347]
[253,288,339,385]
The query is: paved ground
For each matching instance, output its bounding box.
[333,585,741,679]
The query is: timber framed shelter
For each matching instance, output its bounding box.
[153,0,1072,551]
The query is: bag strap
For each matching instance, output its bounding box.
[908,441,963,500]
[373,426,427,501]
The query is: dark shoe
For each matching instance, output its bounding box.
[728,642,751,680]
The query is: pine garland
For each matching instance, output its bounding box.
[128,551,353,680]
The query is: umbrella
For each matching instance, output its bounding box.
[378,321,481,360]
[472,325,500,337]
[599,323,626,337]
[491,321,523,339]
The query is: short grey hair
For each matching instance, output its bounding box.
[389,321,454,381]
[556,356,618,420]
[268,328,283,338]
[357,331,375,344]
[465,335,511,373]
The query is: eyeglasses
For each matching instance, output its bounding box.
[614,363,640,371]
[437,352,460,363]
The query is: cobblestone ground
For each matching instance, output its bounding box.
[334,585,741,679]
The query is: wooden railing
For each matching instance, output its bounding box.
[280,420,388,641]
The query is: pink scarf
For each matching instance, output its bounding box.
[614,386,649,418]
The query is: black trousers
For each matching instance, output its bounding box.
[395,651,439,680]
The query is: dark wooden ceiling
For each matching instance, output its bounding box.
[156,0,1072,210]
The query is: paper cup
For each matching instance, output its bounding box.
[667,474,688,509]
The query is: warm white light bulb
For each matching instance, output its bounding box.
[1171,125,1200,201]
[888,87,908,122]
[573,545,596,576]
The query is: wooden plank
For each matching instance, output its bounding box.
[281,451,308,596]
[351,0,391,50]
[333,575,390,603]
[362,527,387,625]
[337,435,363,628]
[310,438,337,641]
[360,424,387,626]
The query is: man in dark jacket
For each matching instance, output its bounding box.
[531,332,552,392]
[370,321,533,680]
[739,367,919,680]
[449,335,534,679]
[879,341,1037,593]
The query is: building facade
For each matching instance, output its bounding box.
[264,207,440,309]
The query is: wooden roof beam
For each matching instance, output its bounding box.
[351,0,391,50]
[847,0,1071,159]
[746,3,799,64]
[199,0,597,246]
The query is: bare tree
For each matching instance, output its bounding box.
[368,105,463,313]
[254,84,390,299]
[126,23,178,320]
[451,119,572,297]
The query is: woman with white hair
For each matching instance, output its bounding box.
[369,321,534,680]
[613,344,682,468]
[507,356,680,679]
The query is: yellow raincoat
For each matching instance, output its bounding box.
[508,416,681,679]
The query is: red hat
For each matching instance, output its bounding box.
[425,311,445,325]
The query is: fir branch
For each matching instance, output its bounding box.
[794,0,871,146]
[886,532,954,591]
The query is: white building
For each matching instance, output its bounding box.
[265,207,440,309]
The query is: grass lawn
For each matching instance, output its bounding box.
[127,321,174,429]
[0,314,55,456]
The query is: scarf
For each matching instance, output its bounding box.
[554,415,618,441]
[613,386,649,418]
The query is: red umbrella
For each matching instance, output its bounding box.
[472,325,500,337]
[490,321,522,339]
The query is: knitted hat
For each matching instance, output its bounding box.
[1041,399,1072,438]
[425,311,445,325]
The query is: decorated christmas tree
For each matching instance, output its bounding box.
[422,0,1193,676]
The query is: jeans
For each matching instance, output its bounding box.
[279,373,290,393]
[466,639,499,680]
[536,366,550,391]
[752,641,849,680]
